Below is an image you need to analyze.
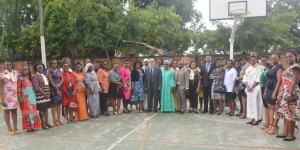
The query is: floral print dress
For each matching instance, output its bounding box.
[0,70,20,109]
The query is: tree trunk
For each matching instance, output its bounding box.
[106,50,111,63]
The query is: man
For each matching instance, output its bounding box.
[174,61,189,114]
[200,56,215,114]
[144,58,162,113]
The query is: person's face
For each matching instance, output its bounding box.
[113,64,119,71]
[178,62,184,69]
[183,58,189,65]
[50,61,57,69]
[75,64,82,72]
[5,62,13,71]
[88,65,93,72]
[240,59,246,65]
[191,62,196,69]
[128,63,132,69]
[65,59,71,66]
[205,56,211,63]
[215,60,221,68]
[103,62,108,69]
[172,61,178,68]
[157,60,162,66]
[136,62,141,69]
[221,59,226,66]
[94,63,99,70]
[261,57,269,67]
[227,61,233,69]
[170,59,173,63]
[163,62,169,69]
[21,66,30,76]
[285,52,295,64]
[62,64,69,72]
[250,52,258,59]
[149,59,155,66]
[249,57,257,66]
[144,61,149,66]
[124,61,129,68]
[37,65,44,73]
[234,61,241,69]
[270,54,279,65]
[85,59,90,64]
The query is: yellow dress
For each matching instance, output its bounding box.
[171,67,179,109]
[196,67,203,98]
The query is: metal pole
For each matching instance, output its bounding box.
[229,18,238,60]
[38,0,46,66]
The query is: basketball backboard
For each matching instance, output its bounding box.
[209,0,267,21]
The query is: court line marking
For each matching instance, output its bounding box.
[107,113,158,150]
[1,135,11,150]
[138,113,152,150]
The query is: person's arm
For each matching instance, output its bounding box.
[98,70,104,92]
[184,69,189,90]
[71,74,77,96]
[58,71,64,87]
[287,68,300,102]
[131,69,136,90]
[0,78,5,106]
[17,80,24,104]
[272,68,283,100]
[158,68,162,90]
[32,75,46,95]
[47,70,57,90]
[196,71,201,93]
[232,70,237,93]
[144,69,148,91]
[84,74,94,95]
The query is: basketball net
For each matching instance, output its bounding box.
[230,9,247,23]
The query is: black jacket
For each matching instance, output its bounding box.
[131,69,145,82]
[200,63,215,87]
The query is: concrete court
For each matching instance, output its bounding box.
[0,103,299,150]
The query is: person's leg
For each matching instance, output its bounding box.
[112,98,116,114]
[147,90,153,111]
[11,109,18,131]
[194,94,198,113]
[57,104,62,123]
[51,103,56,121]
[45,109,53,126]
[285,120,296,139]
[218,100,223,115]
[116,98,121,113]
[64,106,69,123]
[277,119,288,136]
[199,97,203,111]
[69,110,75,122]
[208,85,213,113]
[122,99,128,112]
[213,99,217,113]
[261,107,269,130]
[202,86,209,112]
[240,96,247,118]
[39,110,46,128]
[229,99,234,115]
[4,110,12,132]
[176,88,181,111]
[139,101,143,112]
[100,93,105,114]
[181,92,187,112]
[153,90,158,112]
[238,94,243,114]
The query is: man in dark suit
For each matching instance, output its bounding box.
[200,56,215,113]
[144,58,162,113]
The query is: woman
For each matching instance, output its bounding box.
[259,56,271,130]
[236,56,251,119]
[94,63,100,74]
[210,59,225,115]
[131,60,146,112]
[275,49,300,141]
[188,61,200,114]
[182,56,190,69]
[73,62,88,121]
[171,60,179,110]
[161,60,176,112]
[263,54,283,134]
[243,56,264,125]
[234,59,242,116]
[32,62,53,129]
[109,63,123,115]
[98,61,110,116]
[61,63,77,123]
[17,65,41,131]
[61,57,72,118]
[82,58,91,71]
[120,60,131,113]
[0,61,20,134]
[197,59,205,111]
[157,59,164,71]
[224,60,237,116]
[84,63,101,118]
[47,60,63,126]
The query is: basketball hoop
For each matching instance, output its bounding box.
[230,9,247,23]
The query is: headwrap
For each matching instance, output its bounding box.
[164,59,170,65]
[84,63,101,90]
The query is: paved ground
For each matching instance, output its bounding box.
[0,102,299,150]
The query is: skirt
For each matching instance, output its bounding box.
[109,82,123,99]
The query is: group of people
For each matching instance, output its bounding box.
[0,51,299,142]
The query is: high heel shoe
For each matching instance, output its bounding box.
[57,119,64,125]
[246,120,254,124]
[267,126,279,135]
[8,131,15,135]
[263,124,273,132]
[259,119,262,122]
[13,130,20,134]
[53,120,59,127]
[251,121,260,125]
[283,137,296,141]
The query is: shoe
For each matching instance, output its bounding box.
[70,119,77,123]
[239,114,246,119]
[295,125,299,133]
[283,137,296,141]
[180,111,184,114]
[202,110,208,113]
[276,135,287,138]
[199,107,202,111]
[235,113,241,117]
[46,124,54,128]
[8,131,15,135]
[229,114,234,116]
[246,120,254,124]
[57,119,64,125]
[260,124,270,130]
[118,112,123,115]
[65,119,70,124]
[259,119,262,122]
[195,111,198,114]
[235,108,239,111]
[53,120,59,127]
[225,112,230,115]
[42,126,49,129]
[154,110,158,113]
[104,112,110,116]
[123,110,130,113]
[13,130,20,134]
[209,111,214,114]
[251,121,260,125]
[217,112,221,115]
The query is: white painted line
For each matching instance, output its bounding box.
[107,113,158,150]
[0,116,22,126]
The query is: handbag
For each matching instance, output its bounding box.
[213,78,226,93]
[67,86,74,96]
[69,102,78,111]
[128,94,140,105]
[237,82,246,91]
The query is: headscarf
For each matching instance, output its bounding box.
[163,59,170,65]
[84,63,101,89]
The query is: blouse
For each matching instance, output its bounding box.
[97,69,110,93]
[110,70,121,82]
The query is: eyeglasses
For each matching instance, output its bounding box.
[149,61,154,62]
[22,69,29,70]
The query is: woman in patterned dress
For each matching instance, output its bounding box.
[84,63,101,118]
[32,62,53,129]
[47,60,64,126]
[275,49,300,141]
[17,65,41,131]
[0,61,20,134]
[131,60,146,113]
[120,60,131,113]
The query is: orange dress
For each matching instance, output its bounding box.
[74,72,88,120]
[98,69,110,93]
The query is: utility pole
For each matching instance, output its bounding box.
[38,0,46,66]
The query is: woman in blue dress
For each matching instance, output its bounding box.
[161,60,176,112]
[131,61,146,113]
[84,63,101,118]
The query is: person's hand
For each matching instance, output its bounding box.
[196,88,200,93]
[55,85,60,90]
[286,95,292,102]
[1,101,7,107]
[144,88,147,91]
[19,97,24,104]
[131,86,135,90]
[72,91,76,96]
[119,83,123,88]
[263,93,267,99]
[185,89,189,95]
[248,87,253,92]
[102,88,105,93]
[158,87,161,90]
[271,93,276,100]
[56,90,61,96]
[44,93,50,99]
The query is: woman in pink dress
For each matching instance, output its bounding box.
[120,60,131,113]
[0,61,20,135]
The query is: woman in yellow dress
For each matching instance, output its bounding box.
[171,60,179,110]
[197,59,205,111]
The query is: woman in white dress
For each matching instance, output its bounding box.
[243,56,264,125]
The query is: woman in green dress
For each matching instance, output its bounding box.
[161,60,176,112]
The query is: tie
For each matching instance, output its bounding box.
[206,63,209,72]
[176,69,181,84]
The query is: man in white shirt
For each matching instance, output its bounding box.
[224,60,237,116]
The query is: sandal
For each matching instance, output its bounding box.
[235,113,242,117]
[118,112,123,115]
[113,112,118,115]
[13,130,20,134]
[139,110,143,113]
[239,114,246,119]
[65,119,70,124]
[8,131,15,135]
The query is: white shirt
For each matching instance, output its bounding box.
[224,67,237,92]
[206,63,211,72]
